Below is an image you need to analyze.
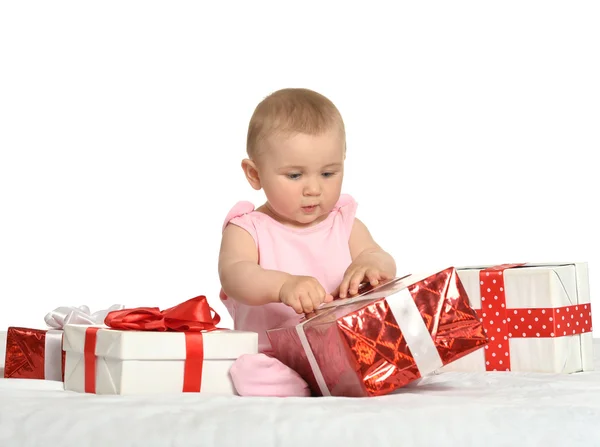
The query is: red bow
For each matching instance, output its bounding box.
[104,296,221,332]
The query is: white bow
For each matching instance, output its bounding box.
[42,304,125,381]
[44,304,125,329]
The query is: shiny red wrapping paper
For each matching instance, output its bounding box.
[3,327,66,380]
[267,267,488,397]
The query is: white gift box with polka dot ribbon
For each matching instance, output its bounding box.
[440,262,593,373]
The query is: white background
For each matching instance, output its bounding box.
[1,1,598,333]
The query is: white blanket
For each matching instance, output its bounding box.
[1,332,599,446]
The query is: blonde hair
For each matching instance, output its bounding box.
[246,88,345,158]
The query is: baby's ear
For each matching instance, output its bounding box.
[241,158,262,190]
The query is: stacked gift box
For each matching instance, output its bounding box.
[3,297,259,395]
[3,304,124,381]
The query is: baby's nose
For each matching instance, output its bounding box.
[303,179,321,195]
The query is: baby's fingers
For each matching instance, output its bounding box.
[287,296,304,314]
[337,273,353,299]
[339,269,362,298]
[299,294,315,314]
[348,269,367,296]
[365,269,381,286]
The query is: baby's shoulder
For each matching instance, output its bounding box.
[221,201,258,232]
[220,200,262,247]
[330,193,359,237]
[332,193,357,212]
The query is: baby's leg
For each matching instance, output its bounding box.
[230,353,311,397]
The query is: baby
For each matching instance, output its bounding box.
[218,88,397,395]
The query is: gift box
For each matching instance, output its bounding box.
[4,327,65,380]
[63,296,259,395]
[3,305,123,381]
[439,262,593,373]
[1,330,6,370]
[267,267,488,397]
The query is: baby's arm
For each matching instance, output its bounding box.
[219,224,291,306]
[337,218,397,298]
[219,224,333,313]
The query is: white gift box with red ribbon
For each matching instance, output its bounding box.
[62,325,258,395]
[440,262,593,373]
[42,304,124,380]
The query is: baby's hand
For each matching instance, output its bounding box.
[279,275,334,314]
[337,260,393,299]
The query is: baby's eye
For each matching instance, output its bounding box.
[322,172,336,178]
[286,173,301,180]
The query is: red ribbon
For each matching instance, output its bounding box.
[84,327,100,393]
[478,264,593,371]
[82,296,220,393]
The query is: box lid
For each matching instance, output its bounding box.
[63,325,258,360]
[456,262,590,308]
[318,271,434,311]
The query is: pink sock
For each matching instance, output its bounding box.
[230,353,311,397]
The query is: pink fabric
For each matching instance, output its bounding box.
[220,194,357,354]
[230,354,311,397]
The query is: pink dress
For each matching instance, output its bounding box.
[220,194,357,354]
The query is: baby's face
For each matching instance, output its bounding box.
[257,128,345,227]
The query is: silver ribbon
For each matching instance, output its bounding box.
[44,330,64,381]
[386,289,443,375]
[296,320,331,397]
[43,304,124,380]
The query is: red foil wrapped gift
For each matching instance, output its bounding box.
[4,327,66,380]
[3,304,123,381]
[267,267,488,397]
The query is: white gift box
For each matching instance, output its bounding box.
[63,324,258,395]
[440,262,593,374]
[0,330,6,371]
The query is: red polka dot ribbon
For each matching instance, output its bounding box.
[477,264,592,371]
